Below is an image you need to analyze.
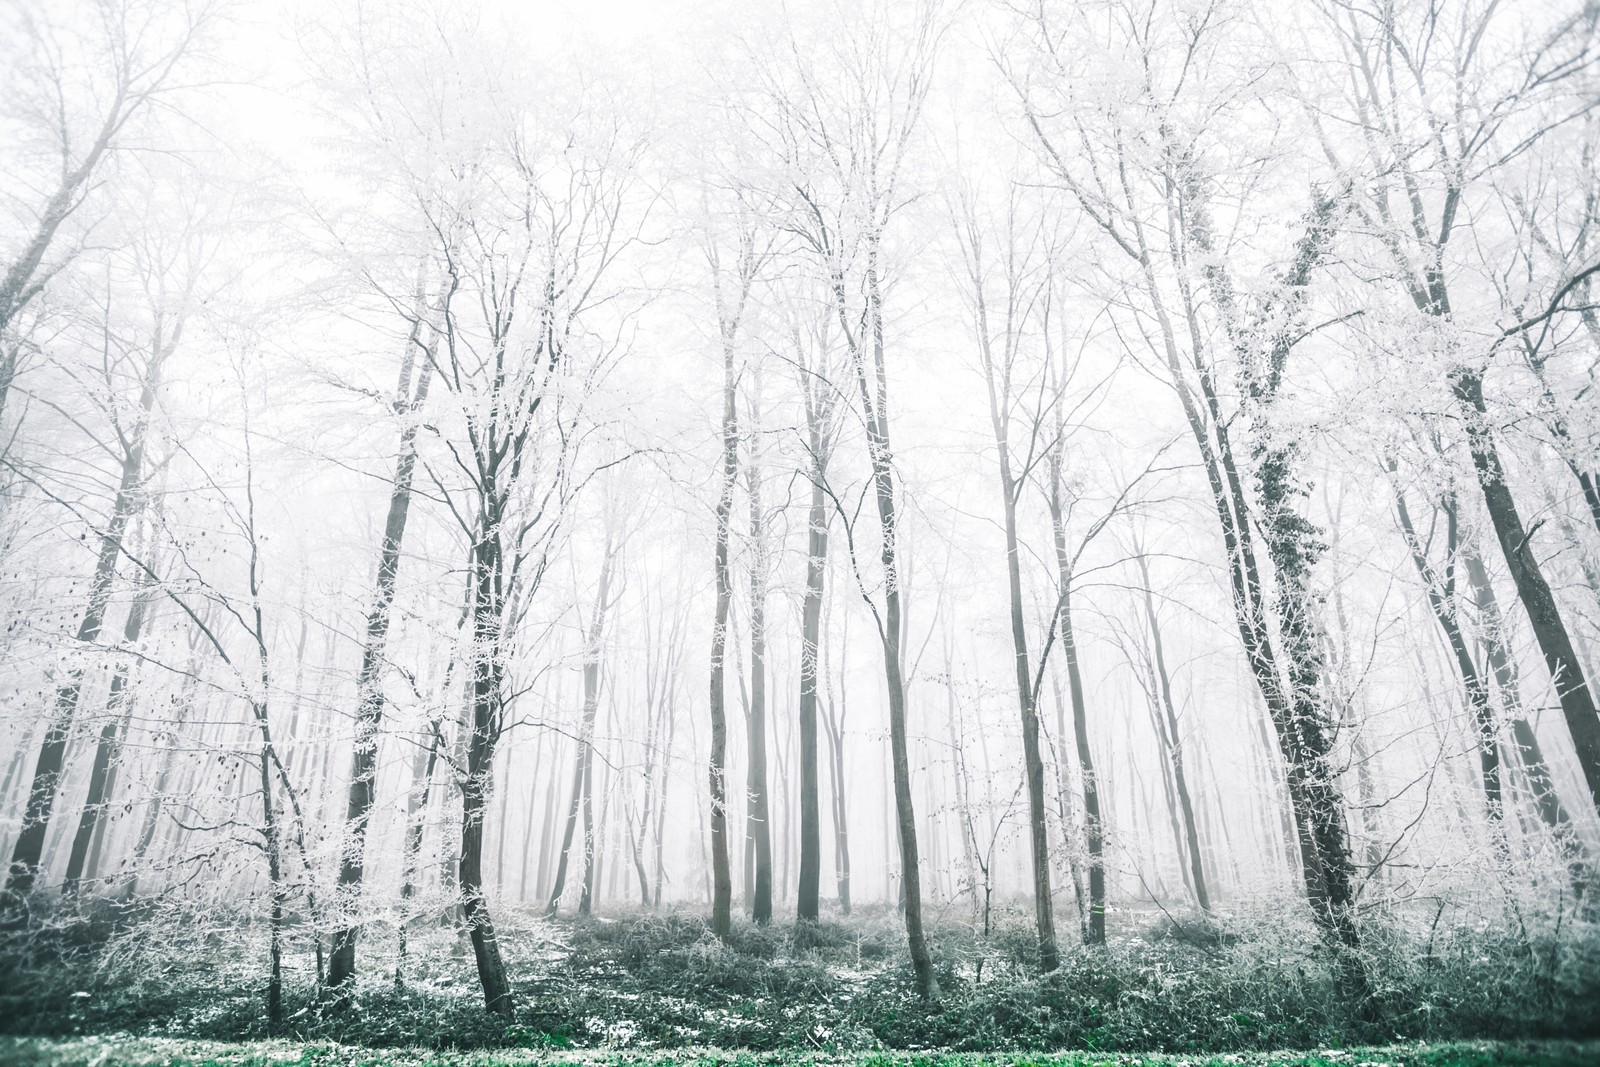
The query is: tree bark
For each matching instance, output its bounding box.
[327,318,433,991]
[797,469,828,924]
[1136,554,1210,910]
[4,316,173,910]
[1450,368,1600,820]
[63,579,155,896]
[745,382,773,924]
[708,295,739,942]
[460,520,512,1016]
[851,250,936,998]
[1046,425,1105,945]
[1388,473,1505,825]
[1460,545,1572,835]
[576,548,615,918]
[990,403,1058,968]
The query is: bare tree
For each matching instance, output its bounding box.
[326,285,436,993]
[0,0,214,424]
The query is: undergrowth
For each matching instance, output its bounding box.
[0,896,1596,1054]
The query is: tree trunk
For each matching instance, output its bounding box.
[852,253,935,998]
[1450,368,1600,820]
[327,331,433,992]
[63,580,155,896]
[1388,474,1505,825]
[1461,545,1574,841]
[460,527,512,1017]
[797,466,828,923]
[576,548,614,918]
[4,319,172,910]
[745,382,773,925]
[993,437,1058,968]
[257,730,285,1027]
[1135,555,1211,909]
[708,316,738,942]
[396,723,440,988]
[1048,446,1105,945]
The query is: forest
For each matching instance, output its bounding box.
[1,0,1599,1064]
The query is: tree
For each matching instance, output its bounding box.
[0,0,214,426]
[326,285,436,992]
[1011,3,1365,955]
[705,200,762,941]
[765,0,944,998]
[743,359,773,924]
[1311,0,1600,820]
[790,286,841,927]
[951,177,1060,968]
[418,104,639,1015]
[3,220,193,910]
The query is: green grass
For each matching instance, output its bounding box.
[1,1036,1598,1067]
[2,900,1597,1054]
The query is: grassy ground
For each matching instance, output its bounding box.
[2,900,1597,1055]
[2,1036,1599,1067]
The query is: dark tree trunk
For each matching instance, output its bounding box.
[396,723,440,989]
[327,328,433,992]
[708,309,738,942]
[851,254,936,998]
[992,425,1058,968]
[5,320,172,910]
[1450,368,1600,820]
[1047,439,1105,945]
[797,471,828,924]
[1388,474,1504,823]
[460,525,512,1017]
[63,581,155,896]
[745,385,773,925]
[258,735,284,1027]
[1462,545,1575,840]
[546,728,587,915]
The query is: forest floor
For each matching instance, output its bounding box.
[3,1037,1599,1067]
[2,900,1597,1058]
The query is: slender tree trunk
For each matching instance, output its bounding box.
[547,732,587,915]
[1388,474,1505,825]
[994,446,1058,967]
[745,384,773,924]
[1048,445,1105,944]
[1135,555,1210,909]
[575,549,614,918]
[1048,673,1087,936]
[708,310,738,942]
[1462,545,1574,838]
[63,580,155,896]
[797,463,829,926]
[460,525,512,1017]
[327,334,433,991]
[396,723,440,989]
[652,661,677,907]
[851,253,936,998]
[5,321,172,910]
[257,727,285,1027]
[1450,368,1600,820]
